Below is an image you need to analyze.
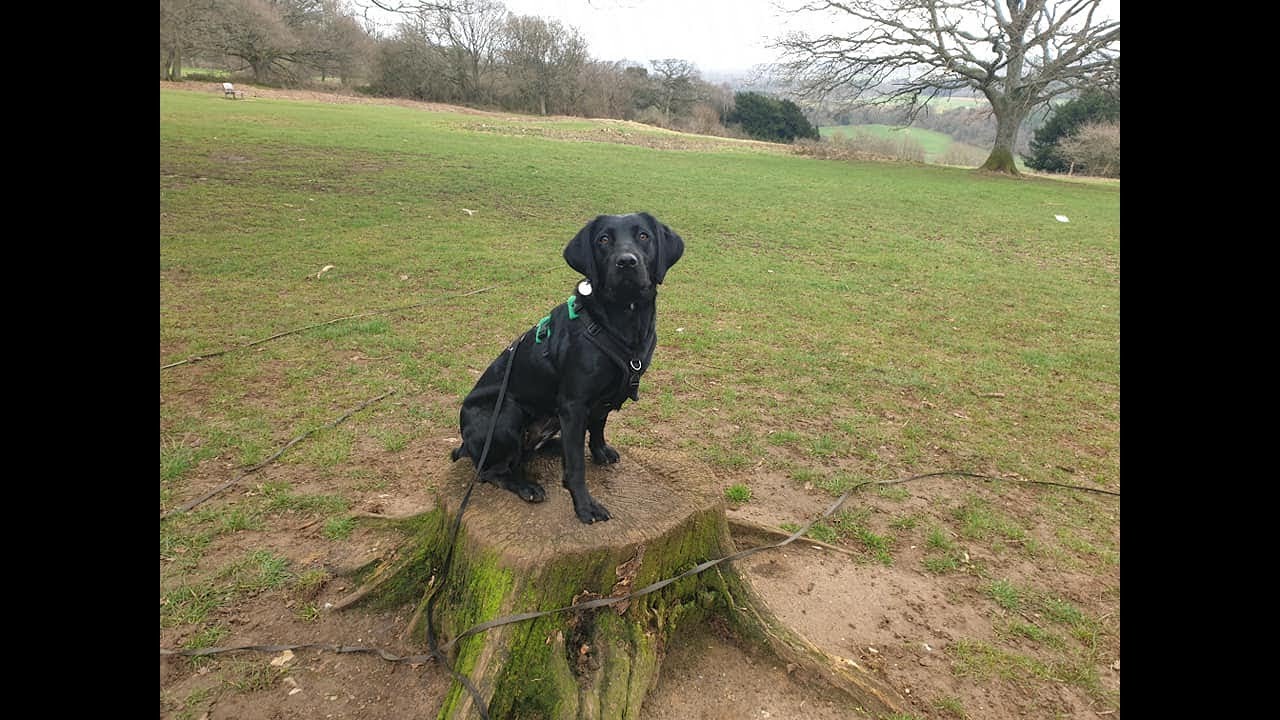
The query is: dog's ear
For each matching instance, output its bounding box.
[564,216,600,282]
[647,214,684,285]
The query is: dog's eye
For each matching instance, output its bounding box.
[597,235,610,245]
[638,232,649,242]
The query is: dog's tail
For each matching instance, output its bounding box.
[450,445,467,462]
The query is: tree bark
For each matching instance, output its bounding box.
[979,101,1028,174]
[164,46,182,82]
[338,447,907,719]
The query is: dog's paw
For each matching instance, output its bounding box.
[515,483,547,503]
[590,444,620,465]
[575,498,612,524]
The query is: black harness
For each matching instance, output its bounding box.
[532,284,659,410]
[578,299,658,410]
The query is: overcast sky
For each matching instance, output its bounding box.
[497,0,802,74]
[362,0,1119,79]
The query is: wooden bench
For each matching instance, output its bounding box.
[221,82,244,99]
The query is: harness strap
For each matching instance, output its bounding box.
[581,319,657,409]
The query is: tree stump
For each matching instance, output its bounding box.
[340,446,906,719]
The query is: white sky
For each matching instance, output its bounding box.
[497,0,802,74]
[361,0,1119,78]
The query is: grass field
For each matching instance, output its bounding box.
[160,85,1119,717]
[162,90,1116,481]
[821,123,961,158]
[820,122,1023,169]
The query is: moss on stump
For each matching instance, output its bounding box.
[341,447,906,719]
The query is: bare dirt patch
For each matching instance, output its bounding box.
[161,443,1118,719]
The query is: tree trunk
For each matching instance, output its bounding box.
[337,447,907,719]
[164,46,182,82]
[979,103,1028,174]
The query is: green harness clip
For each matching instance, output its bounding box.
[535,295,580,344]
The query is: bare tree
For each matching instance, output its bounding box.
[575,59,637,119]
[649,59,699,124]
[413,0,507,103]
[774,0,1119,173]
[313,0,376,84]
[1056,120,1118,177]
[210,0,305,82]
[160,0,221,80]
[502,14,588,116]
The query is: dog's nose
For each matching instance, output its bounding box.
[616,253,638,269]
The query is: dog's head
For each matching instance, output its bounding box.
[563,213,684,302]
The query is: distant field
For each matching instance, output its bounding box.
[919,95,988,111]
[822,124,958,159]
[179,66,231,79]
[821,123,1028,169]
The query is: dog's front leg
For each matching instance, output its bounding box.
[559,401,612,523]
[588,409,620,465]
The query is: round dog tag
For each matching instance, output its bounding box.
[577,279,593,296]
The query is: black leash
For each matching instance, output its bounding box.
[424,331,526,720]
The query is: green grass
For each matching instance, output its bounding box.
[1004,620,1064,648]
[295,602,322,622]
[781,510,895,564]
[877,484,911,501]
[953,496,1028,548]
[888,514,918,531]
[179,66,232,79]
[932,696,968,719]
[173,686,219,720]
[949,639,1098,693]
[183,624,230,651]
[292,568,331,599]
[922,525,967,574]
[923,555,959,574]
[988,579,1023,610]
[217,550,292,594]
[160,86,1118,709]
[323,516,356,540]
[822,123,959,159]
[161,583,228,627]
[819,123,1003,167]
[226,661,285,693]
[259,481,349,516]
[724,484,752,503]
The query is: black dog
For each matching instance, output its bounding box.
[450,213,684,524]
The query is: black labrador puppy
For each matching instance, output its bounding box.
[451,212,684,524]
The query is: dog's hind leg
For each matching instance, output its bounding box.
[482,463,547,503]
[463,401,547,503]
